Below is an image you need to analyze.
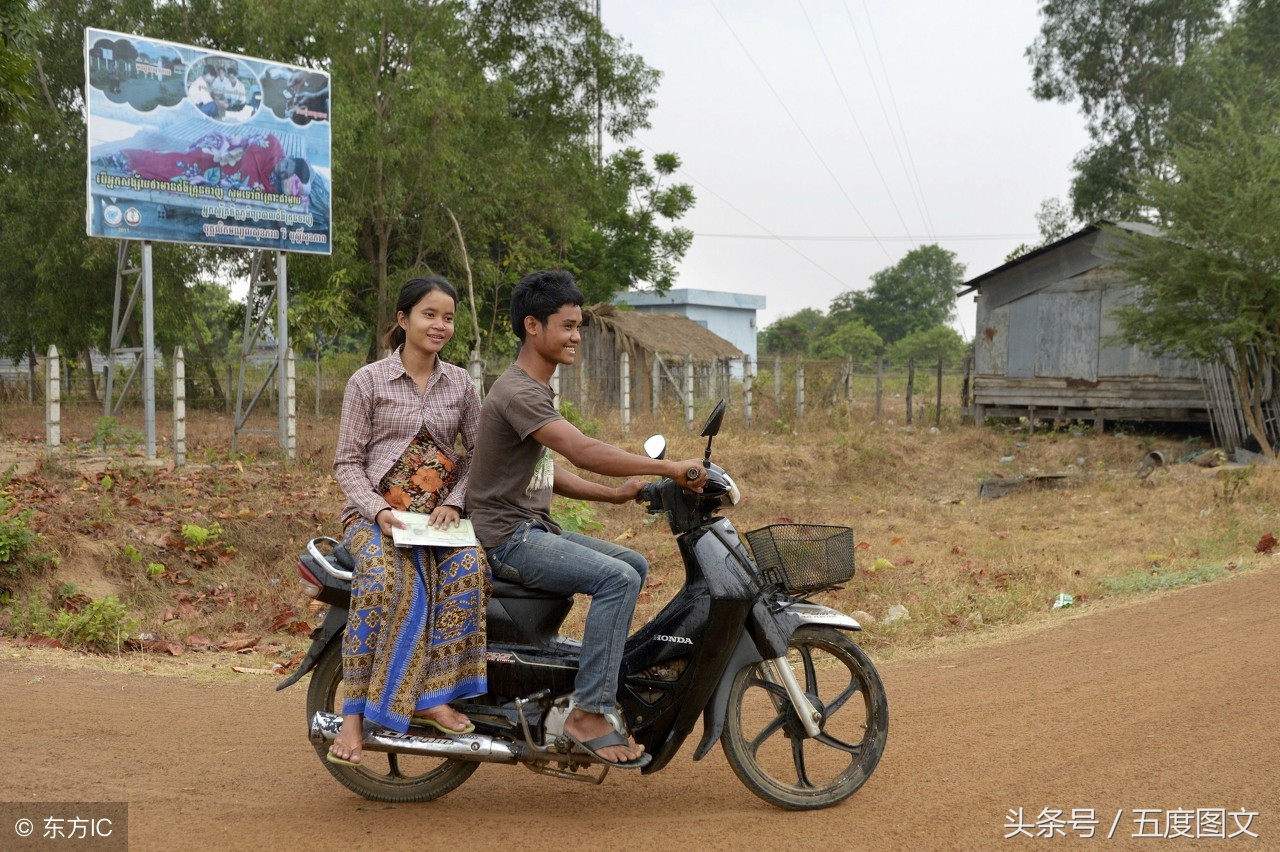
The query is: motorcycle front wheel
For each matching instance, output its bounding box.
[306,639,479,803]
[721,626,888,810]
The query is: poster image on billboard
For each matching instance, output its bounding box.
[85,27,332,255]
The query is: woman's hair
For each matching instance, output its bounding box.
[383,275,459,351]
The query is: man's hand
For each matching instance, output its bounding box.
[428,505,462,529]
[612,477,648,504]
[671,458,707,492]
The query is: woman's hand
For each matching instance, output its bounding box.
[375,508,406,538]
[428,505,461,529]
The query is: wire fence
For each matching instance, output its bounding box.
[6,349,971,455]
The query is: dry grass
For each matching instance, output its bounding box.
[2,400,1278,664]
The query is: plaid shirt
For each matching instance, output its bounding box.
[334,347,481,524]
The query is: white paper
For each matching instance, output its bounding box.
[389,511,478,548]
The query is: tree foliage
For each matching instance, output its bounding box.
[0,0,694,378]
[759,308,825,356]
[887,325,968,370]
[1110,61,1280,455]
[831,244,963,346]
[1028,0,1228,221]
[0,0,38,125]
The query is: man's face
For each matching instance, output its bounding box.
[528,304,582,366]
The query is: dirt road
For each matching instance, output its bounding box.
[3,567,1277,851]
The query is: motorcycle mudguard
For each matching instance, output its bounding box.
[691,602,861,761]
[275,605,348,691]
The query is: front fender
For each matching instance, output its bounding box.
[691,601,860,761]
[775,601,862,634]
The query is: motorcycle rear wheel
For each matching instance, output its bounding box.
[721,626,888,810]
[306,640,479,803]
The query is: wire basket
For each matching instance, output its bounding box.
[744,524,855,593]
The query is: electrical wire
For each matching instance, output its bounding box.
[847,0,937,237]
[797,0,916,250]
[709,0,893,262]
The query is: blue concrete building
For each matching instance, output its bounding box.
[613,288,766,366]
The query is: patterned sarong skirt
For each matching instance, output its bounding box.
[340,431,488,733]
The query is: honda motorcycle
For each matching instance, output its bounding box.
[277,400,888,810]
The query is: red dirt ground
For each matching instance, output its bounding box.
[2,566,1277,851]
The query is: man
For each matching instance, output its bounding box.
[189,68,217,117]
[467,269,704,769]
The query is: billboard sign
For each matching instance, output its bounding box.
[85,28,332,254]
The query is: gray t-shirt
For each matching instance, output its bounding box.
[467,364,563,547]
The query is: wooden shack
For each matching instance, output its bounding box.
[555,304,744,413]
[959,223,1209,428]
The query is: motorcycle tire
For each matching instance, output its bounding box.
[306,639,479,803]
[721,625,888,810]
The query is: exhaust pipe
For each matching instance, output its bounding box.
[309,711,525,765]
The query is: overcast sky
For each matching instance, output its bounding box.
[599,0,1092,338]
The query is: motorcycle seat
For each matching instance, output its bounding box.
[490,577,571,601]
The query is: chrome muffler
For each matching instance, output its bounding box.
[309,711,524,765]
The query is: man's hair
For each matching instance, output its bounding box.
[510,269,584,341]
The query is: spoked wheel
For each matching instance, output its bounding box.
[721,626,888,810]
[306,640,478,803]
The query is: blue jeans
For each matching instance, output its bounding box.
[487,521,648,714]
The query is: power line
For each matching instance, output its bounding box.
[642,142,855,290]
[797,0,916,250]
[841,0,935,238]
[709,0,893,262]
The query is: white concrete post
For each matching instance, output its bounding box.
[173,346,186,467]
[620,350,631,434]
[650,356,660,415]
[743,355,754,427]
[285,347,297,461]
[45,345,60,458]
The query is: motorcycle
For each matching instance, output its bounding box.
[277,400,888,810]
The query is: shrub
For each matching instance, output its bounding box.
[52,596,138,653]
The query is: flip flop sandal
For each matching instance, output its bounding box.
[326,747,361,767]
[565,729,652,770]
[410,714,475,736]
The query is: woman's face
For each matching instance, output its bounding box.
[397,288,455,358]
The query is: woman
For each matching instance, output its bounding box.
[328,276,488,766]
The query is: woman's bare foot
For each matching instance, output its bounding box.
[563,708,645,765]
[412,705,473,733]
[328,713,364,765]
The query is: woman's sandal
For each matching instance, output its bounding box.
[326,744,362,767]
[410,708,475,736]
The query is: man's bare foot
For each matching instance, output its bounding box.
[328,713,363,765]
[412,705,473,733]
[563,708,645,764]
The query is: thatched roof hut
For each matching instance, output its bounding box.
[556,304,744,414]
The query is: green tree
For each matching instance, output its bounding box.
[810,320,882,362]
[832,245,963,346]
[1005,197,1080,262]
[886,325,968,370]
[760,308,826,356]
[1110,71,1280,455]
[0,0,38,125]
[1027,0,1228,220]
[0,0,695,382]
